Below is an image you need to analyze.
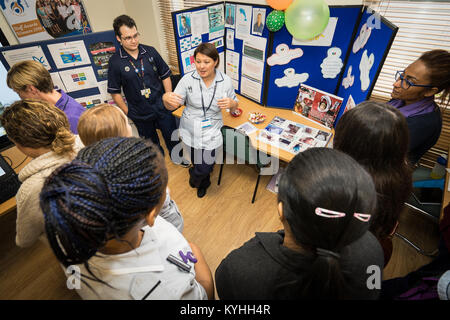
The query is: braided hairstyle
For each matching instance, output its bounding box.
[40,137,167,269]
[275,148,377,299]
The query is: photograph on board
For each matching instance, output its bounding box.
[252,8,265,36]
[177,13,192,37]
[225,3,235,28]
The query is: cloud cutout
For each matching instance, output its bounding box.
[353,23,372,54]
[320,47,343,79]
[275,68,309,88]
[359,50,375,92]
[342,65,355,89]
[267,44,303,66]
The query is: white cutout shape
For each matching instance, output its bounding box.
[267,44,303,66]
[359,50,375,92]
[320,47,343,79]
[342,65,355,89]
[352,23,372,54]
[275,68,309,88]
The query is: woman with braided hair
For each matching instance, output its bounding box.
[0,99,84,248]
[77,104,184,232]
[40,137,214,300]
[215,148,384,299]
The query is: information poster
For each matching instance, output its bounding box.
[48,40,91,69]
[2,45,50,69]
[59,66,98,92]
[0,0,92,44]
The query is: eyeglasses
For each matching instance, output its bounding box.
[395,71,435,90]
[121,32,140,42]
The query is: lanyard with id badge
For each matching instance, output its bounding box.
[129,58,152,99]
[199,79,217,130]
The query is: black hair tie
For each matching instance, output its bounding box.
[316,248,341,260]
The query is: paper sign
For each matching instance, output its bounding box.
[320,47,343,79]
[240,76,261,102]
[48,40,91,69]
[292,18,338,47]
[226,29,235,50]
[2,45,50,70]
[59,66,98,92]
[235,5,252,40]
[191,10,209,35]
[226,50,240,80]
[353,23,372,54]
[50,72,66,91]
[342,65,355,89]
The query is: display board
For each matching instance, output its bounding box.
[334,7,398,124]
[265,6,362,109]
[172,1,272,105]
[170,4,398,125]
[0,30,119,108]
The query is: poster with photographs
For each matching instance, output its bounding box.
[0,0,92,44]
[88,41,116,81]
[293,84,344,129]
[257,116,332,155]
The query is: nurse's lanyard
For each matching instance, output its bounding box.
[129,58,151,98]
[199,79,217,119]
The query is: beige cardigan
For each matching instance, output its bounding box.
[15,136,84,248]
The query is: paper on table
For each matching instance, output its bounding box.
[47,40,91,69]
[2,45,50,70]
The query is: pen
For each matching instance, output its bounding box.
[141,280,161,300]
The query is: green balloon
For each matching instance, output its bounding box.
[285,0,330,40]
[266,10,285,32]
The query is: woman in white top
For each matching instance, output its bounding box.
[163,43,239,198]
[40,137,214,300]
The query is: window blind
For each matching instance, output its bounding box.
[364,0,450,167]
[155,0,220,73]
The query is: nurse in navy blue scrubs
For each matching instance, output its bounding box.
[107,15,183,164]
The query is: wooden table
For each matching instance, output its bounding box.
[441,144,450,221]
[172,94,334,163]
[0,146,30,217]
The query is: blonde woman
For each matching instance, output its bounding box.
[77,104,184,232]
[0,100,84,247]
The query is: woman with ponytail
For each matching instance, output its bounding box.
[40,137,214,300]
[0,99,83,247]
[215,148,384,299]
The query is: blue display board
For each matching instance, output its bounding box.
[265,6,362,109]
[172,2,226,76]
[172,1,272,105]
[0,30,119,102]
[335,8,398,125]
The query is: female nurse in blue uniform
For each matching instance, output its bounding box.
[388,49,450,165]
[163,43,239,198]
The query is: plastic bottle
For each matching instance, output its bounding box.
[430,154,447,179]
